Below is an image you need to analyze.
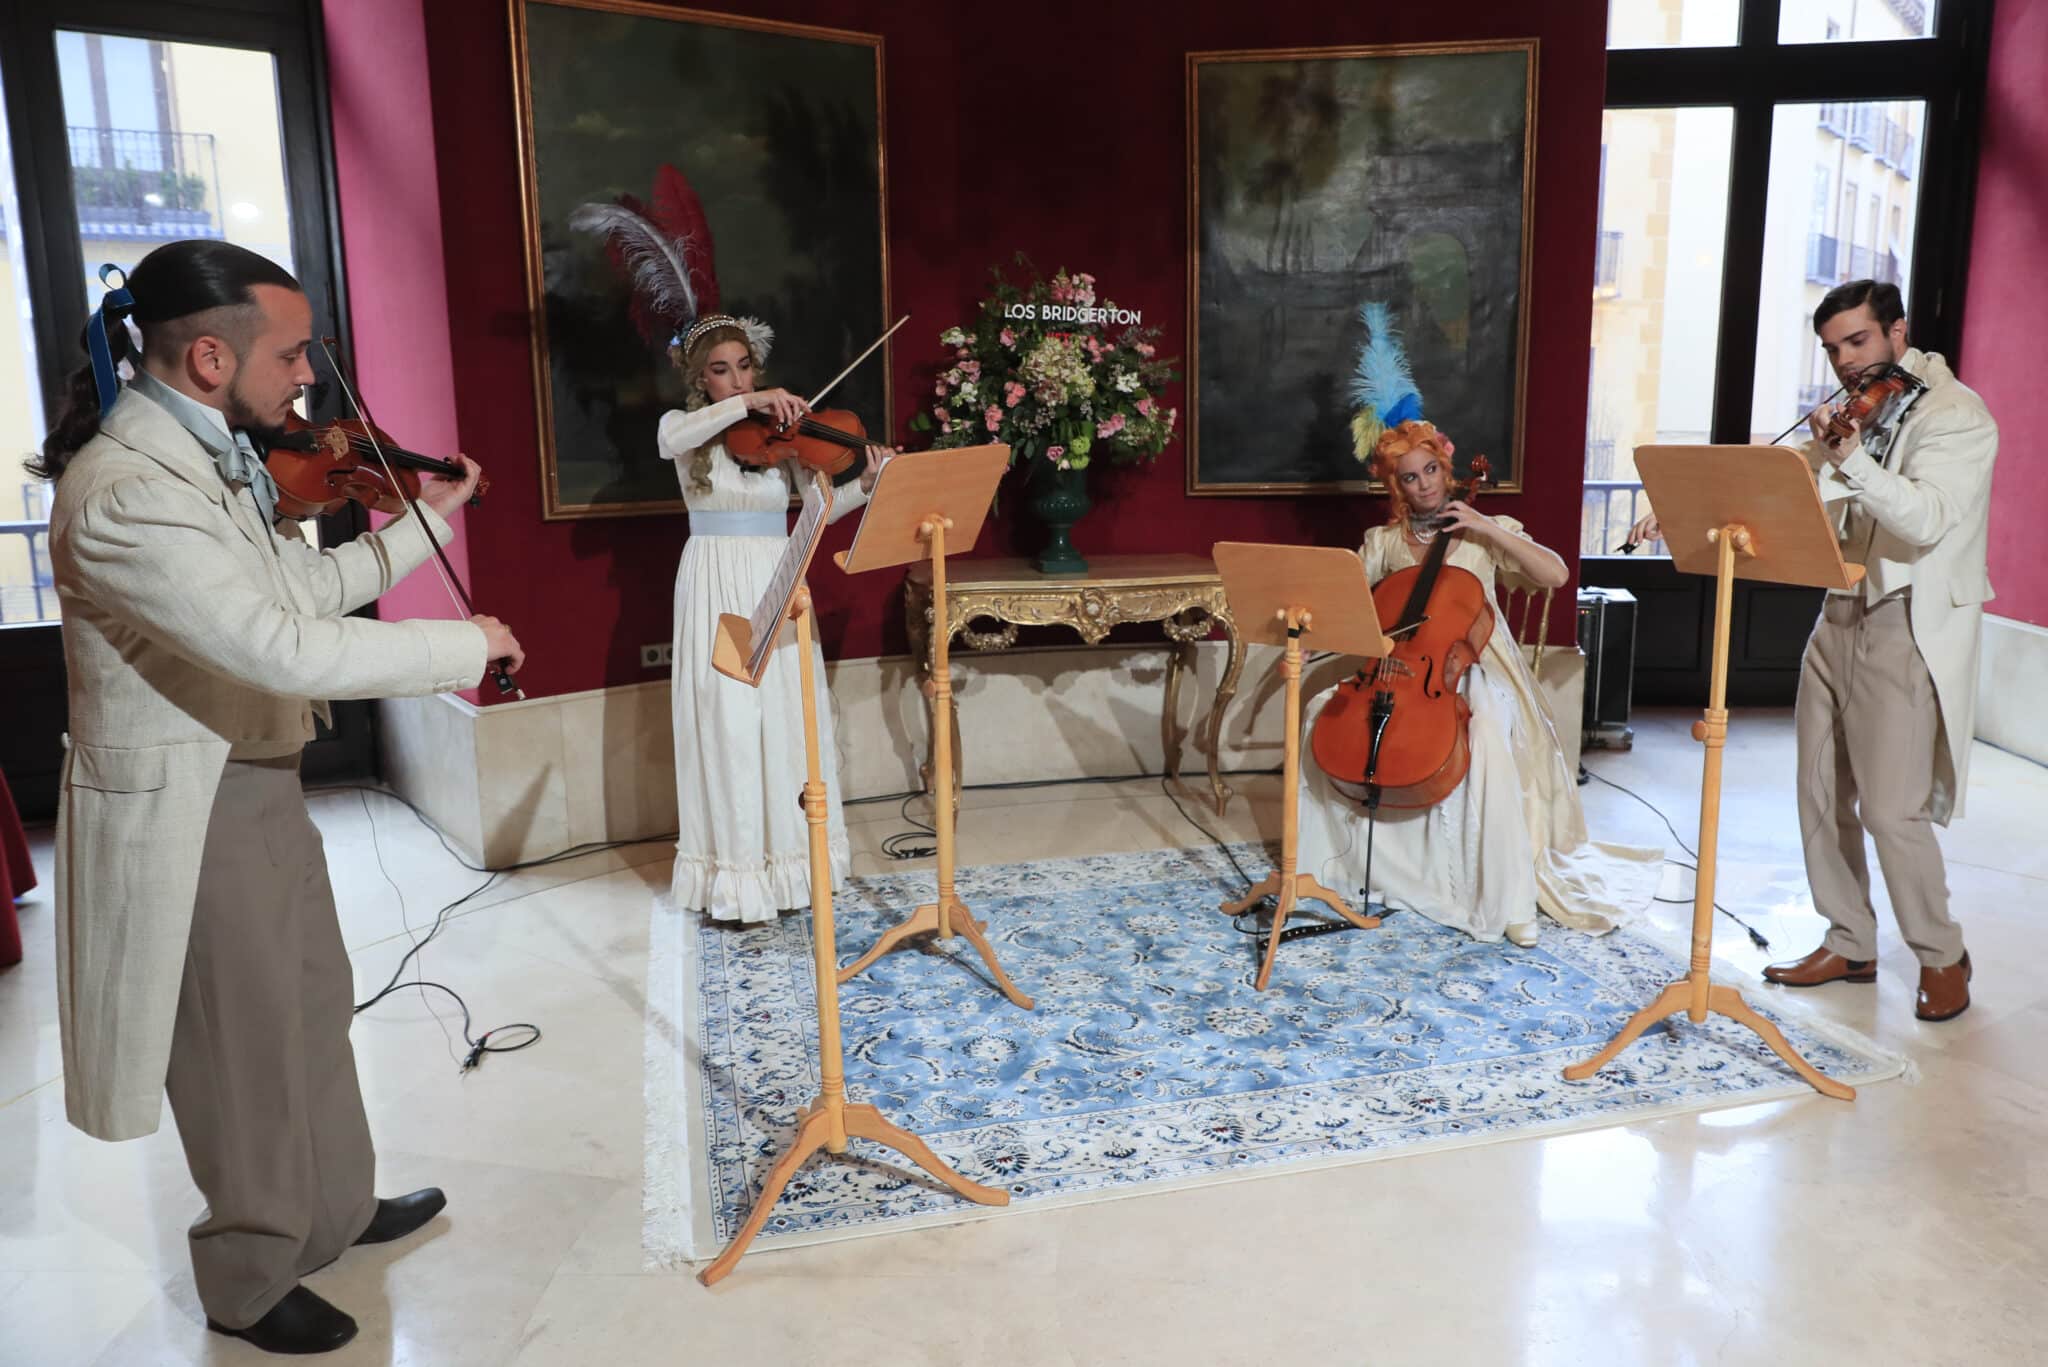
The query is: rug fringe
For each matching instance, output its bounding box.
[640,896,702,1268]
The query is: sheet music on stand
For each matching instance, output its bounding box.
[745,469,833,678]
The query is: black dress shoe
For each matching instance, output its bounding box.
[354,1187,448,1246]
[208,1284,357,1355]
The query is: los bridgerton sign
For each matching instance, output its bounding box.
[1002,302,1144,326]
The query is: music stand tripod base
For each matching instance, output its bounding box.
[700,487,1009,1285]
[1563,453,1859,1102]
[1209,543,1394,993]
[832,447,1034,1011]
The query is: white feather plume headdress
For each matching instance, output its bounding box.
[567,163,771,365]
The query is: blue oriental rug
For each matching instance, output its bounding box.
[641,844,1905,1263]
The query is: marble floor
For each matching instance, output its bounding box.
[3,707,2045,1366]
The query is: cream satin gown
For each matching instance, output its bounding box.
[1296,517,1663,941]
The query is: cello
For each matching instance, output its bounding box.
[1310,455,1494,809]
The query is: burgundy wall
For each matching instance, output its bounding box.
[330,0,1607,700]
[324,0,473,677]
[1961,0,2048,628]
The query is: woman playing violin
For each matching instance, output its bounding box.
[657,313,895,922]
[1296,420,1660,946]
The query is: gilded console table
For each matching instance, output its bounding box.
[903,554,1246,814]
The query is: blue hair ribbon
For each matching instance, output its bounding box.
[86,263,135,415]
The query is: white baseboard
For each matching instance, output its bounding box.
[1976,614,2048,766]
[378,640,1586,866]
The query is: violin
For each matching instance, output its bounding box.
[723,408,868,478]
[1310,456,1495,811]
[1820,362,1924,449]
[261,413,490,519]
[718,314,913,478]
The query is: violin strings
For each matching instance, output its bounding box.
[334,431,455,472]
[315,342,470,620]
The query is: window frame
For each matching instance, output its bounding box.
[1603,0,1992,456]
[0,0,372,813]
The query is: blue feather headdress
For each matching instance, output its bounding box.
[1348,300,1423,463]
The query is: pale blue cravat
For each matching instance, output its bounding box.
[126,369,283,525]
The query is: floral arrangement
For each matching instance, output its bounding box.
[915,259,1179,472]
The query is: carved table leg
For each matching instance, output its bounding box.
[1204,611,1246,815]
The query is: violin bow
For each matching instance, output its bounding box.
[804,314,910,409]
[1768,379,1849,446]
[314,337,525,700]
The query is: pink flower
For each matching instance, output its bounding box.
[941,418,954,434]
[956,347,971,360]
[1137,397,1154,417]
[962,359,981,378]
[985,404,1002,433]
[934,379,948,397]
[999,327,1017,348]
[1004,381,1027,408]
[1096,413,1126,439]
[1046,444,1066,465]
[1137,343,1156,359]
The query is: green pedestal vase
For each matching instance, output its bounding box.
[1027,461,1091,575]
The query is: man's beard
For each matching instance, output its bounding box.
[223,377,288,444]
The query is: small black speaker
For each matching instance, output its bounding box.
[1577,587,1637,749]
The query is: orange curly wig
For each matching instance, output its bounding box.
[1372,419,1457,524]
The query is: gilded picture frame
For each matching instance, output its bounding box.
[1186,40,1537,495]
[510,0,891,519]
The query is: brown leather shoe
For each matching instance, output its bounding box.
[1916,952,1971,1022]
[1763,947,1877,987]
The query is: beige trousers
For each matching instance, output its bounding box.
[1795,594,1964,968]
[164,754,377,1329]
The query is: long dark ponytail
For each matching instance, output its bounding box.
[26,239,300,482]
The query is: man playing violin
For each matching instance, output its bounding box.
[32,239,523,1354]
[1631,278,1998,1021]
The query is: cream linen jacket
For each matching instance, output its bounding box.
[1805,347,1998,825]
[49,387,486,1141]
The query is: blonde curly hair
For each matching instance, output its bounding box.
[671,322,766,493]
[1371,419,1457,526]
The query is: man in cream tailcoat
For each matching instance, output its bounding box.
[38,240,523,1355]
[1633,278,1995,1022]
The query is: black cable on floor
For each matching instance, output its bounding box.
[305,782,667,1074]
[1579,767,1771,950]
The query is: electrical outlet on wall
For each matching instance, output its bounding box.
[640,642,673,669]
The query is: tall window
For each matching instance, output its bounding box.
[1585,0,1987,557]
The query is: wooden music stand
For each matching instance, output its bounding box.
[1212,542,1395,992]
[1565,444,1861,1101]
[697,472,1008,1286]
[833,446,1033,1008]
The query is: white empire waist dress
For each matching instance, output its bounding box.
[656,395,869,922]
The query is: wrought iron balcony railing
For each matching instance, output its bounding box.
[67,125,223,240]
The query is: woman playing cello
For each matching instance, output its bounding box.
[1296,420,1660,946]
